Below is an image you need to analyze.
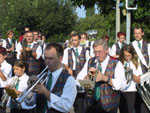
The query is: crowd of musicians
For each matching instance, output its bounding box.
[0,26,150,113]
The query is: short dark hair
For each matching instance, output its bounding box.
[45,43,64,57]
[134,26,144,32]
[80,32,88,39]
[0,46,7,55]
[71,33,81,40]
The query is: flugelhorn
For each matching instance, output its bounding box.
[85,57,100,95]
[16,66,49,108]
[0,77,18,108]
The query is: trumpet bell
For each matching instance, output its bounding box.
[5,88,18,99]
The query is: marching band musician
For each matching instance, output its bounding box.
[119,45,143,113]
[0,47,12,87]
[6,60,35,113]
[78,39,127,113]
[111,32,127,59]
[0,47,12,113]
[62,32,90,113]
[80,32,94,58]
[31,43,77,113]
[16,31,42,76]
[130,26,150,113]
[2,30,17,67]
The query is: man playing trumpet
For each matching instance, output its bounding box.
[81,39,127,113]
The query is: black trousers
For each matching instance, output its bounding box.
[11,108,35,113]
[74,92,86,113]
[119,92,136,113]
[85,100,118,113]
[135,92,150,113]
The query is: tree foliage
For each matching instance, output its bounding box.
[71,0,150,41]
[0,0,77,42]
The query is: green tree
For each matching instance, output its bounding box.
[86,8,95,17]
[71,0,150,41]
[0,0,77,42]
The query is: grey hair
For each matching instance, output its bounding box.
[93,38,108,50]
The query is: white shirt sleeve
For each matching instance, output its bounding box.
[16,42,22,59]
[2,40,6,48]
[90,41,94,58]
[62,48,69,65]
[110,44,117,56]
[85,50,90,61]
[112,61,127,91]
[35,45,42,59]
[76,61,88,80]
[148,44,150,67]
[47,76,77,112]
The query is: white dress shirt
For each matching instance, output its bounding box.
[46,67,77,113]
[0,60,12,87]
[122,61,142,92]
[16,42,42,59]
[89,41,95,58]
[132,39,150,68]
[7,73,36,109]
[77,55,127,91]
[111,41,122,56]
[62,46,90,70]
[2,38,17,50]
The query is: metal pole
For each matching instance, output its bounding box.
[126,10,131,44]
[116,0,120,42]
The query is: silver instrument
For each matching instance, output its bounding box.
[124,61,133,84]
[136,69,150,111]
[136,83,150,111]
[16,66,49,108]
[0,77,18,108]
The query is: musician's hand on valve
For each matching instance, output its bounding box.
[33,82,50,101]
[84,75,89,80]
[12,88,21,96]
[96,71,104,82]
[88,67,96,77]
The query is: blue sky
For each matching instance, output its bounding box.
[75,5,99,18]
[75,6,86,18]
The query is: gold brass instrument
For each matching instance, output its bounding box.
[84,58,100,95]
[16,66,49,108]
[124,61,133,84]
[0,77,18,108]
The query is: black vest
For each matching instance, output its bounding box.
[36,69,70,113]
